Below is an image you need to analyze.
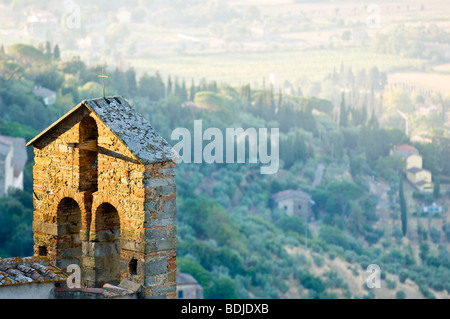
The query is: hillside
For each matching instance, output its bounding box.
[0,39,450,299]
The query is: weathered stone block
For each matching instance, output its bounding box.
[143,177,175,188]
[145,258,167,276]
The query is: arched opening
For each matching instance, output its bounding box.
[94,202,121,286]
[56,197,82,269]
[79,116,98,192]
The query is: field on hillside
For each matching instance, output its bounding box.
[388,72,450,95]
[130,48,426,86]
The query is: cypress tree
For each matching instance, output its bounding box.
[189,78,196,101]
[53,44,60,60]
[167,75,172,97]
[399,176,408,236]
[433,177,440,199]
[45,41,52,57]
[339,92,348,127]
[0,44,5,60]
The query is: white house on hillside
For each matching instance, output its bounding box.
[0,135,28,196]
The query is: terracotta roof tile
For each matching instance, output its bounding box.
[0,256,67,287]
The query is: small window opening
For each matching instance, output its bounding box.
[38,246,47,256]
[129,258,138,275]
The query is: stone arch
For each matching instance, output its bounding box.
[55,197,82,270]
[79,115,98,192]
[53,187,90,234]
[91,202,121,286]
[90,194,123,231]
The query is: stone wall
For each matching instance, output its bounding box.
[31,103,177,298]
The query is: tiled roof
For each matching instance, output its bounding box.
[0,256,67,286]
[396,144,418,153]
[176,271,199,285]
[408,167,423,174]
[53,283,136,299]
[33,86,56,99]
[272,189,312,202]
[27,96,174,165]
[394,144,419,158]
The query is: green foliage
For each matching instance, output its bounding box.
[396,290,406,299]
[419,243,429,262]
[324,271,348,290]
[0,189,34,257]
[372,24,450,60]
[205,276,238,299]
[7,43,48,66]
[180,195,244,248]
[275,215,309,236]
[375,155,405,181]
[319,225,363,254]
[429,227,441,244]
[1,43,449,298]
[296,269,325,294]
[399,178,408,236]
[177,257,211,288]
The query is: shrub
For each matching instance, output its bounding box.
[298,270,325,293]
[419,285,436,299]
[396,290,406,299]
[324,271,348,290]
[312,253,324,267]
[399,271,408,283]
[429,227,441,244]
[386,278,396,290]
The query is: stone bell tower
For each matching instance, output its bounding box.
[27,96,177,298]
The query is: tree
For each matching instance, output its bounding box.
[53,44,60,60]
[275,215,309,236]
[326,181,364,228]
[45,41,52,58]
[419,242,429,262]
[339,92,348,127]
[206,277,238,299]
[429,227,441,244]
[0,44,5,60]
[399,177,408,236]
[7,43,48,66]
[433,176,440,199]
[177,257,211,289]
[189,78,196,101]
[125,67,137,96]
[167,75,173,97]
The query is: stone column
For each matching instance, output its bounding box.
[142,162,177,299]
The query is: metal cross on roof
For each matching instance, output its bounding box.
[98,68,108,98]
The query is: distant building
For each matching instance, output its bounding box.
[0,135,28,196]
[422,203,442,214]
[407,167,433,192]
[392,144,419,158]
[33,86,56,106]
[271,189,314,221]
[23,9,58,37]
[176,271,204,299]
[392,144,434,192]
